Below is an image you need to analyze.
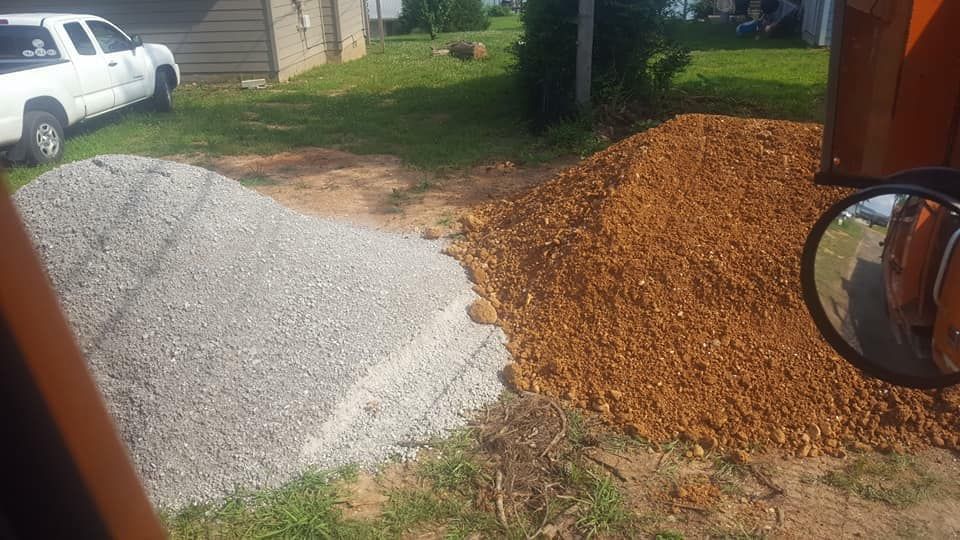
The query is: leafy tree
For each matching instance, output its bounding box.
[399,0,452,39]
[445,0,491,32]
[515,0,691,128]
[691,0,714,19]
[487,4,513,16]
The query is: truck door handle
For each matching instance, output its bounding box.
[108,61,118,67]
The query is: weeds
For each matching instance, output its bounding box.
[711,457,748,496]
[575,468,633,538]
[654,440,684,481]
[706,524,764,540]
[822,454,941,507]
[566,409,588,448]
[420,430,482,492]
[163,467,362,539]
[410,178,435,193]
[238,165,274,187]
[435,212,456,227]
[380,488,496,537]
[388,178,437,210]
[600,432,648,453]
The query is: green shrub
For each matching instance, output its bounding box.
[445,0,491,32]
[515,0,690,128]
[691,0,714,19]
[399,0,491,37]
[487,4,513,16]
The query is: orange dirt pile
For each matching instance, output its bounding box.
[452,114,960,455]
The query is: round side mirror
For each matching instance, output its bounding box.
[802,184,960,388]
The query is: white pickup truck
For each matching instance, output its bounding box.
[0,14,180,164]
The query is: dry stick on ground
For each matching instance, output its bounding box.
[526,482,555,540]
[583,453,629,482]
[749,465,786,496]
[478,394,574,536]
[540,397,568,458]
[495,470,509,528]
[671,502,711,514]
[656,445,677,472]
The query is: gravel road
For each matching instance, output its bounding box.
[14,155,507,508]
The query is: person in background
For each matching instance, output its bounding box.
[736,0,801,38]
[759,0,800,37]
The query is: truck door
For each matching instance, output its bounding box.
[84,20,148,107]
[59,22,114,115]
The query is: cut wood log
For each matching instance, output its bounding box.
[447,41,487,60]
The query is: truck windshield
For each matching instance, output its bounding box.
[0,26,61,61]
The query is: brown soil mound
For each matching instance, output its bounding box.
[452,114,960,455]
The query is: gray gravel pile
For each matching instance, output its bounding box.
[14,155,508,508]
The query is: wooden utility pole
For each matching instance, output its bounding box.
[375,0,386,52]
[575,0,595,107]
[362,0,371,44]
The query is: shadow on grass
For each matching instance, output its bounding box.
[6,73,540,188]
[6,19,828,190]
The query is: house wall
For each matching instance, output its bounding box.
[334,0,367,62]
[269,0,329,81]
[2,0,367,81]
[270,0,367,80]
[1,0,276,80]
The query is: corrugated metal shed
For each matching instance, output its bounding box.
[802,0,835,46]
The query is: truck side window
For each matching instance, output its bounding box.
[85,20,131,54]
[63,22,96,56]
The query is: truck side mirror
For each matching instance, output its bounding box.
[131,35,143,48]
[801,183,960,389]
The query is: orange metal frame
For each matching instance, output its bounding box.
[821,0,960,182]
[0,179,163,538]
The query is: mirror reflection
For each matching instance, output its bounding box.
[814,194,960,379]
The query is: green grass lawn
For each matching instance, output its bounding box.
[816,217,867,283]
[669,22,830,121]
[814,216,867,328]
[5,17,828,190]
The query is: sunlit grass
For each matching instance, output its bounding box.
[7,17,829,191]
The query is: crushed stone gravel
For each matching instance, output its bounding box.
[452,114,960,456]
[14,155,508,508]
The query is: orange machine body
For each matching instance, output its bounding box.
[884,199,943,329]
[820,0,960,183]
[883,197,960,372]
[933,251,960,373]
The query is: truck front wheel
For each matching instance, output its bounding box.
[16,110,65,165]
[153,71,174,112]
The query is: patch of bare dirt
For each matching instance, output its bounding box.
[612,442,960,539]
[170,149,572,233]
[332,394,960,539]
[339,472,391,520]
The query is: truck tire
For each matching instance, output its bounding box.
[153,71,173,112]
[15,110,65,165]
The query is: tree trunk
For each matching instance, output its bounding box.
[448,41,488,60]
